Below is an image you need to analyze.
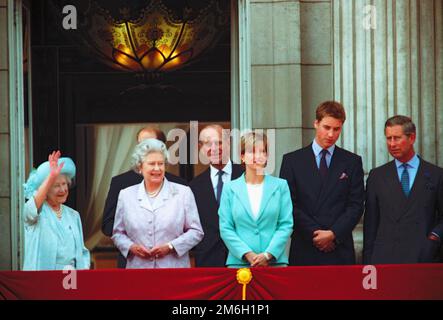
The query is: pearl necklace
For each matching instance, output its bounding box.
[147,181,164,198]
[53,206,63,219]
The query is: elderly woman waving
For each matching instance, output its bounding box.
[112,139,204,268]
[23,151,90,270]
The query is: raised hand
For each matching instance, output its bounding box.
[48,150,64,179]
[31,151,65,210]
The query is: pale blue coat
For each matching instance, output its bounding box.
[23,198,90,271]
[218,174,293,267]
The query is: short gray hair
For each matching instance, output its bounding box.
[131,138,169,171]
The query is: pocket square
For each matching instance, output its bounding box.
[339,172,348,180]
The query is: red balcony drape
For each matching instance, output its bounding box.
[1,265,442,300]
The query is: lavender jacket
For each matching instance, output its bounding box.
[112,178,204,268]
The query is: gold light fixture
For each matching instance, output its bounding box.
[80,0,228,76]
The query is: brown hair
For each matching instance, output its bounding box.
[385,115,416,136]
[240,131,268,156]
[315,101,346,123]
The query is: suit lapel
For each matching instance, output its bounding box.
[151,178,176,211]
[230,174,279,222]
[230,175,254,219]
[383,161,409,220]
[201,168,217,204]
[396,160,426,219]
[307,145,323,188]
[137,181,154,212]
[255,176,279,222]
[314,147,346,214]
[137,179,175,212]
[304,145,324,202]
[199,168,220,228]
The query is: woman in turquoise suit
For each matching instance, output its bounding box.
[219,132,293,267]
[23,150,90,270]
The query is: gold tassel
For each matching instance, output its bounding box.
[236,268,252,300]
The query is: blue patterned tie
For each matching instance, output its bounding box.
[216,170,224,205]
[400,163,410,197]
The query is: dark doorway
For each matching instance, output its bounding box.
[28,0,231,264]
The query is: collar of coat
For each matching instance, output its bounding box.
[136,177,179,211]
[228,173,280,221]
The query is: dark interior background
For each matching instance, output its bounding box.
[29,0,230,207]
[30,0,230,164]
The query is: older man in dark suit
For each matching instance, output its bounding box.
[190,124,244,267]
[280,101,365,265]
[363,115,443,264]
[102,126,187,268]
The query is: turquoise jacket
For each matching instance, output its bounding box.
[218,174,293,267]
[23,199,90,271]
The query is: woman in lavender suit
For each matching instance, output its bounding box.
[112,139,204,268]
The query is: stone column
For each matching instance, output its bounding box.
[0,0,26,270]
[333,0,443,170]
[333,0,443,263]
[0,0,12,270]
[299,0,333,145]
[249,0,303,175]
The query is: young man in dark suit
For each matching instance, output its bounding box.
[101,126,187,268]
[280,101,365,265]
[363,115,443,264]
[190,124,244,267]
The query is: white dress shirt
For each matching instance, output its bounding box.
[312,139,336,168]
[210,160,233,198]
[246,182,264,220]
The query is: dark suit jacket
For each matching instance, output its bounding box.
[189,164,244,267]
[363,158,443,264]
[102,170,187,268]
[280,144,365,265]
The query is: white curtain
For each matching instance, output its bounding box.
[76,122,191,250]
[76,124,140,249]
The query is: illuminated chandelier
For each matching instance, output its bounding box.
[76,0,228,78]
